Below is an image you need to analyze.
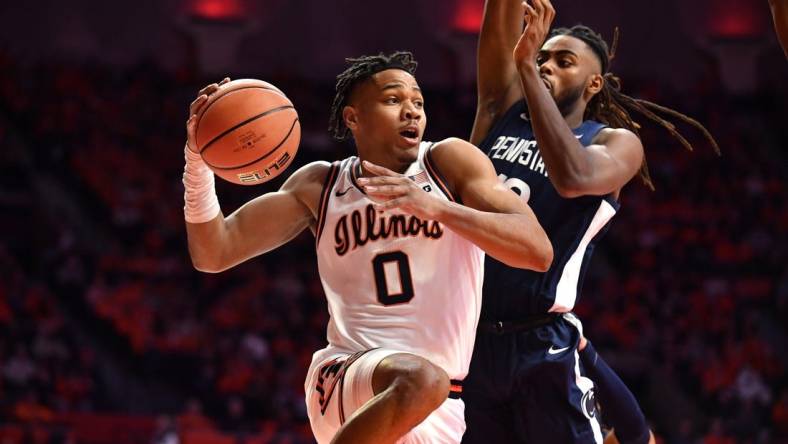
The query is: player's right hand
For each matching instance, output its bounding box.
[358,160,446,221]
[513,0,555,71]
[186,77,231,153]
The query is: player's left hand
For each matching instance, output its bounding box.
[513,0,556,71]
[357,160,446,220]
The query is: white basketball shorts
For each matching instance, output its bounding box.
[304,348,466,444]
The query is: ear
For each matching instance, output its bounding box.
[587,73,604,96]
[343,105,359,132]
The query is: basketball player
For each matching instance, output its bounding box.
[769,0,788,58]
[462,1,719,443]
[182,52,553,444]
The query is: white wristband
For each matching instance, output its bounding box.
[183,145,221,224]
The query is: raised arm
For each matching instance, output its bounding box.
[513,0,643,198]
[359,139,553,271]
[470,0,526,146]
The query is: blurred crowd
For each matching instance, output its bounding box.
[0,44,786,444]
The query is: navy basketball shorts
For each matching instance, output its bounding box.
[462,313,603,444]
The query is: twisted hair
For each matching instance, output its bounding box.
[328,51,418,141]
[550,26,720,190]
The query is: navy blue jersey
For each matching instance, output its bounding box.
[479,100,620,319]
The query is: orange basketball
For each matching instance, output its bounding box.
[192,79,300,185]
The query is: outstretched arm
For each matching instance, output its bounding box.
[514,0,643,198]
[359,139,553,271]
[470,0,526,146]
[770,0,788,58]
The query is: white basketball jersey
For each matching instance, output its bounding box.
[311,142,485,380]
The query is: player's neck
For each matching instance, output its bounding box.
[357,157,411,176]
[356,147,415,175]
[563,105,586,129]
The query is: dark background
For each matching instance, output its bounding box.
[0,0,786,443]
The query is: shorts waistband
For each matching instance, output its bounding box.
[478,313,560,335]
[449,379,463,399]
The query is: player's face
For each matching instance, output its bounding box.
[345,69,426,163]
[537,35,603,116]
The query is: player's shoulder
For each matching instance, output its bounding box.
[593,127,641,147]
[427,138,496,190]
[280,161,338,208]
[590,127,644,170]
[283,161,332,188]
[430,137,483,159]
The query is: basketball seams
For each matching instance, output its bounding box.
[197,85,286,121]
[196,85,291,153]
[199,105,295,156]
[194,80,299,185]
[202,116,299,170]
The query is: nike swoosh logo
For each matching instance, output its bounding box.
[547,345,570,355]
[335,187,352,197]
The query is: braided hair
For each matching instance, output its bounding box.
[328,51,418,141]
[549,25,720,190]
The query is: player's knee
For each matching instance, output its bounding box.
[375,354,450,413]
[390,363,449,413]
[396,360,449,410]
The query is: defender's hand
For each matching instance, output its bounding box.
[186,77,231,153]
[358,160,446,221]
[513,0,555,71]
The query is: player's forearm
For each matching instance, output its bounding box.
[471,0,525,145]
[185,192,313,273]
[518,66,593,196]
[435,202,552,271]
[185,215,232,273]
[477,0,524,103]
[183,142,231,273]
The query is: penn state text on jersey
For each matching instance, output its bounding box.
[479,100,620,319]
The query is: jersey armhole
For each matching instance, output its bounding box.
[586,121,608,143]
[315,160,343,247]
[423,143,460,204]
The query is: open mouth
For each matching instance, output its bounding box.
[398,127,420,145]
[400,128,418,138]
[541,77,552,90]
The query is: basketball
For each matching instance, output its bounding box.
[192,79,300,185]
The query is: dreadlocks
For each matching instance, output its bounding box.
[328,51,418,141]
[549,25,721,190]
